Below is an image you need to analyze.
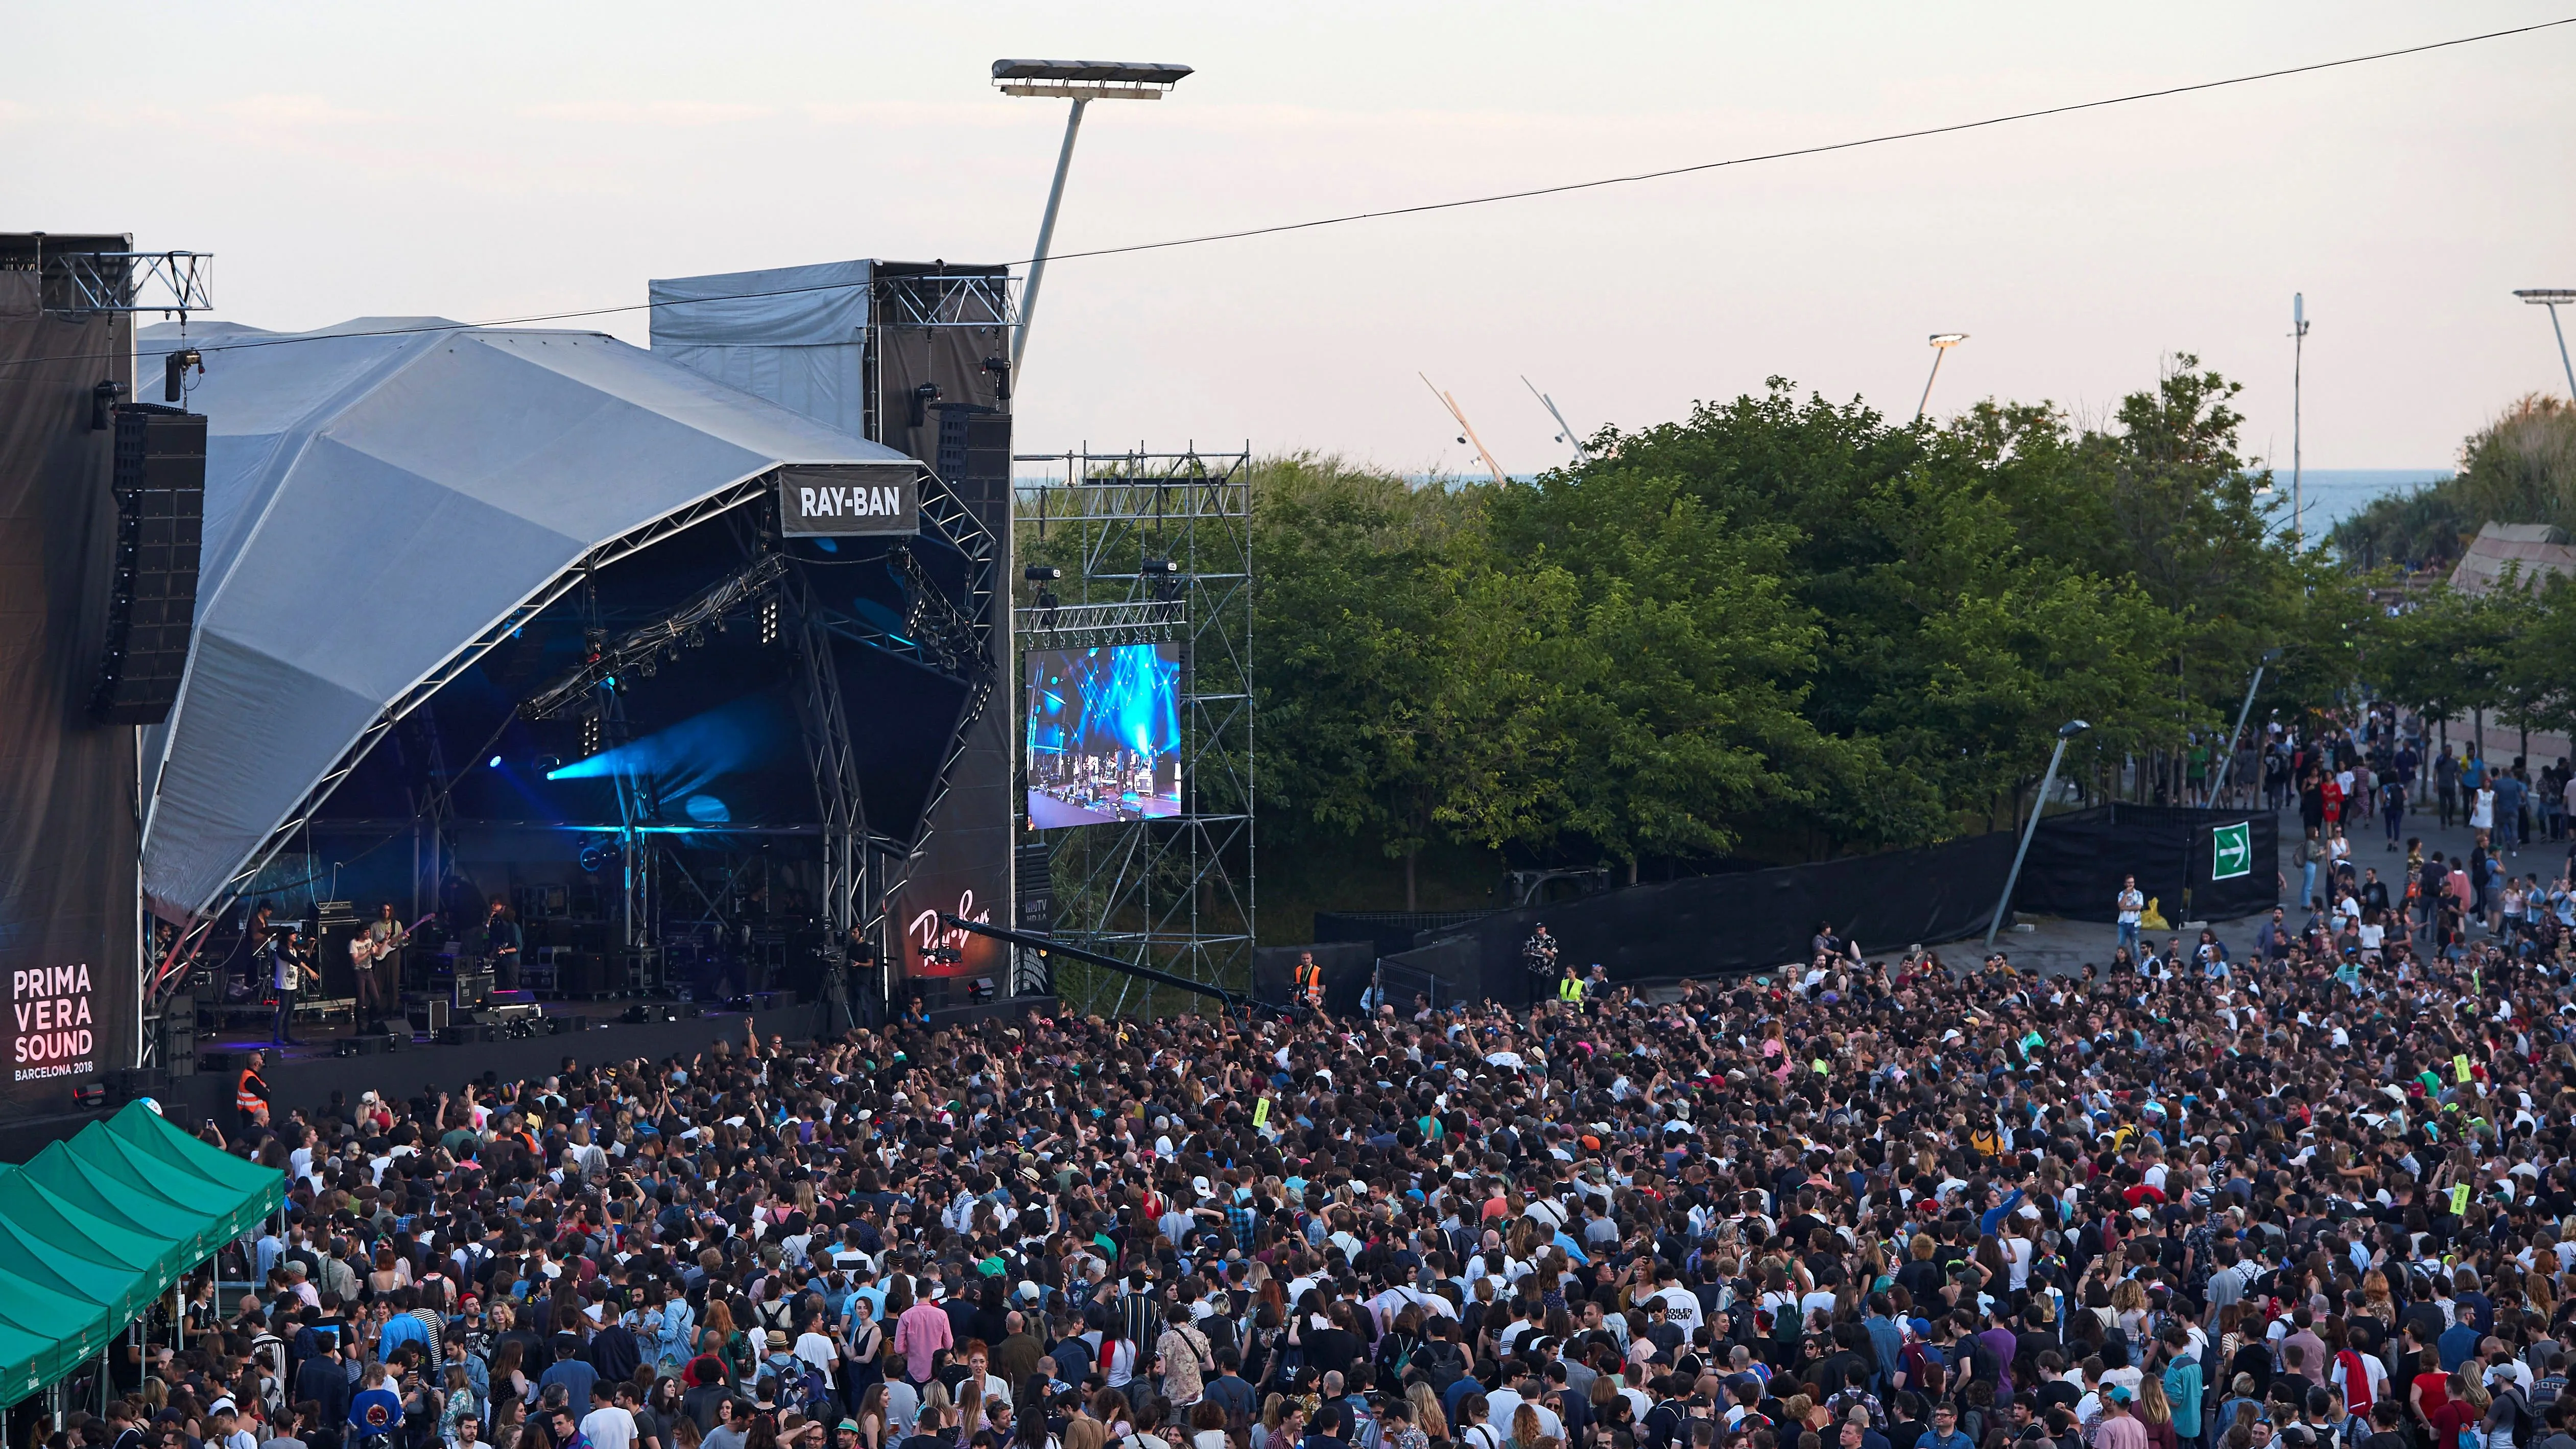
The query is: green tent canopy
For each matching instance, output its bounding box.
[0,1102,282,1409]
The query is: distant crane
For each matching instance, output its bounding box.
[1420,373,1509,483]
[1521,375,1589,462]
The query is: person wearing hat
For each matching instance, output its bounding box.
[2093,1388,2144,1449]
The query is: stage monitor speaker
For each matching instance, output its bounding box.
[106,1067,168,1107]
[92,403,206,724]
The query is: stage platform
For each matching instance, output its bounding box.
[0,1000,766,1161]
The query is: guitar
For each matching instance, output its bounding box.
[350,926,413,967]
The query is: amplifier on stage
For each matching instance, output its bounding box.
[454,970,493,1011]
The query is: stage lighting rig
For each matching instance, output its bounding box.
[519,552,786,719]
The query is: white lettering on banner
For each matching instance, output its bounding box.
[10,962,98,1081]
[799,486,819,517]
[907,889,991,969]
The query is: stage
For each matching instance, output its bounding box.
[0,1002,761,1162]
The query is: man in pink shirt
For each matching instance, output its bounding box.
[2094,1387,2148,1449]
[892,1277,952,1387]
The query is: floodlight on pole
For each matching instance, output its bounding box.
[2515,289,2576,400]
[2291,294,2310,545]
[2205,647,2282,807]
[1915,333,1968,423]
[1986,718,2089,949]
[995,59,1193,378]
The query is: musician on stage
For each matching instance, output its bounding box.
[479,896,522,991]
[353,903,407,1025]
[268,928,316,1047]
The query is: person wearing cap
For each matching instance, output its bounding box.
[2094,1388,2145,1449]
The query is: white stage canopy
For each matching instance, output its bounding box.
[135,318,915,918]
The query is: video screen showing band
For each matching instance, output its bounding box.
[1024,644,1182,829]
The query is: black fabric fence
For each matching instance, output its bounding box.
[1385,830,2018,1001]
[2012,804,2280,923]
[1380,805,2280,993]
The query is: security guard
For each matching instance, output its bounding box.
[1292,951,1325,1012]
[234,1048,271,1132]
[1557,967,1585,1009]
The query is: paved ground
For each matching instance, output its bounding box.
[1986,796,2576,979]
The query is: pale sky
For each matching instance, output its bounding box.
[8,3,2571,475]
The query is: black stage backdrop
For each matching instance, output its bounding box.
[0,274,139,1118]
[2011,803,2279,923]
[1390,830,2019,1002]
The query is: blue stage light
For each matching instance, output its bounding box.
[488,755,502,767]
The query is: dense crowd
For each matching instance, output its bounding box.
[47,803,2576,1449]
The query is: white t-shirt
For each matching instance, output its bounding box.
[581,1408,637,1449]
[795,1330,840,1387]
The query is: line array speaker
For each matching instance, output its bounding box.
[92,403,206,724]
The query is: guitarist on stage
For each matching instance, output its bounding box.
[353,902,410,1026]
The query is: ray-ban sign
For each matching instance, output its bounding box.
[779,464,920,537]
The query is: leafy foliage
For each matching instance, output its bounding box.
[1252,360,2359,880]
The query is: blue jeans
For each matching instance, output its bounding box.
[2117,921,2139,953]
[2301,861,2318,906]
[272,993,297,1044]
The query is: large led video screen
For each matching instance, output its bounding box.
[1025,644,1182,829]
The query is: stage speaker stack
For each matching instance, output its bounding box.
[314,900,362,1000]
[91,404,206,724]
[158,993,197,1077]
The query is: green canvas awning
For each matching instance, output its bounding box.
[0,1102,282,1409]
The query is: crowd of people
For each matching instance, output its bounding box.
[36,761,2576,1449]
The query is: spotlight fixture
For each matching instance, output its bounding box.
[581,714,602,756]
[1140,558,1180,577]
[759,597,780,646]
[1024,564,1063,583]
[908,382,941,429]
[487,755,502,768]
[89,378,127,431]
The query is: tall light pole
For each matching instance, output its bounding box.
[1987,719,2089,949]
[2204,647,2281,807]
[994,59,1192,377]
[2515,289,2576,400]
[1915,332,1967,423]
[2291,294,2310,545]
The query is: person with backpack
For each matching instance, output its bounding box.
[2489,1372,2537,1449]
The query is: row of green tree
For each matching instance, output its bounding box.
[1252,358,2375,895]
[2329,395,2576,572]
[2372,567,2576,763]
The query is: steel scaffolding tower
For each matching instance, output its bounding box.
[1016,446,1253,1014]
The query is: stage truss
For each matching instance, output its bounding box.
[1016,446,1253,1015]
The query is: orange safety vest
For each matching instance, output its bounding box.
[236,1067,267,1114]
[1294,963,1323,1005]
